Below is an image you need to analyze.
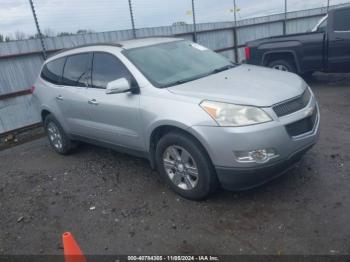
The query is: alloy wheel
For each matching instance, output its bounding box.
[47,122,63,150]
[162,145,199,190]
[272,64,289,71]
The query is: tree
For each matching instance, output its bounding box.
[57,32,73,37]
[0,34,12,42]
[77,29,87,34]
[77,29,94,34]
[28,33,41,39]
[44,28,55,37]
[14,31,26,40]
[172,21,188,26]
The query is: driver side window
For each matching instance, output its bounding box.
[91,52,133,89]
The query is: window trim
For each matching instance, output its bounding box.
[61,51,93,88]
[40,56,67,85]
[42,50,139,90]
[90,51,138,90]
[312,15,328,33]
[317,19,327,33]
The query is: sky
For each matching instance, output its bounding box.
[0,0,350,38]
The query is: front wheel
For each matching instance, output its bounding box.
[155,132,218,200]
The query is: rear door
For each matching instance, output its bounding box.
[328,8,350,72]
[58,52,93,136]
[85,52,143,150]
[40,57,66,124]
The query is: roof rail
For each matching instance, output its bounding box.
[51,42,123,57]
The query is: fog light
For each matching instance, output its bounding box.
[234,149,278,163]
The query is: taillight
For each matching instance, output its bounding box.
[245,46,251,60]
[30,85,36,94]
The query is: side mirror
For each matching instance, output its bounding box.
[106,78,131,94]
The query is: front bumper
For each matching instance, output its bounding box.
[190,93,320,190]
[216,143,314,190]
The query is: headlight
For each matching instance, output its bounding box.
[200,100,272,127]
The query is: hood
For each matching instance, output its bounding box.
[167,64,306,107]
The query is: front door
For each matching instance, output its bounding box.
[328,8,350,72]
[86,52,144,151]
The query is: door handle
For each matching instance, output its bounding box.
[335,37,345,42]
[88,99,99,105]
[56,95,63,101]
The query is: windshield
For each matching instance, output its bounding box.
[123,40,235,88]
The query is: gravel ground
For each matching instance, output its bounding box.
[0,74,349,255]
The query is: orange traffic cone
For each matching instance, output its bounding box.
[62,232,87,262]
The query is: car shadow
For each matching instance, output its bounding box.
[305,72,350,86]
[74,141,317,203]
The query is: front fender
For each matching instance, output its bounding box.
[144,119,193,151]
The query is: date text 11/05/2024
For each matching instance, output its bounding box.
[127,255,220,261]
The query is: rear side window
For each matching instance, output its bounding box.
[62,53,92,87]
[92,53,132,89]
[41,57,66,84]
[334,9,350,31]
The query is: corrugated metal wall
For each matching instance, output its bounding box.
[0,5,331,134]
[0,55,44,95]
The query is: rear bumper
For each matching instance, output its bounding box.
[215,144,314,191]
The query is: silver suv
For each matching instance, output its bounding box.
[34,38,320,200]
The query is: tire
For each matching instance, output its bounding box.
[155,132,218,200]
[268,59,296,74]
[44,114,74,155]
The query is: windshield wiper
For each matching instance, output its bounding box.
[211,64,235,74]
[163,74,208,88]
[162,64,235,88]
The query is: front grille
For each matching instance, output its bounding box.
[285,108,318,137]
[273,89,311,117]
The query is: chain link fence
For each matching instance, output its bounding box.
[1,0,350,77]
[1,0,350,59]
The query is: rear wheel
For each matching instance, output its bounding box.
[268,59,296,74]
[155,132,218,200]
[44,114,74,155]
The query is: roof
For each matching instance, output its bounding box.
[47,37,182,62]
[119,37,181,49]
